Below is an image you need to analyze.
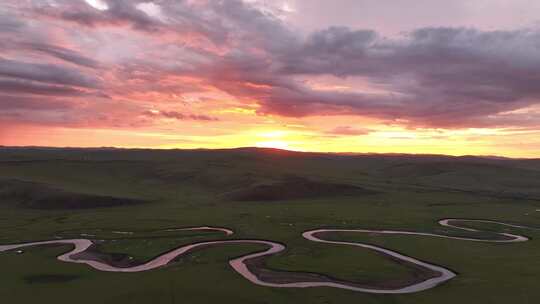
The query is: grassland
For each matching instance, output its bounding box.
[0,147,539,304]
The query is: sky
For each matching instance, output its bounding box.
[1,0,540,157]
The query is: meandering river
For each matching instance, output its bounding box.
[0,219,532,294]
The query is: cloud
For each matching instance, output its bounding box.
[142,110,218,122]
[203,26,540,128]
[31,0,229,44]
[36,0,161,31]
[0,12,24,32]
[326,126,371,136]
[3,0,540,130]
[0,94,76,110]
[0,58,100,88]
[22,43,100,68]
[0,79,89,96]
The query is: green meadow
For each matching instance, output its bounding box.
[1,147,539,304]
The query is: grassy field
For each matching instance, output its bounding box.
[0,147,539,304]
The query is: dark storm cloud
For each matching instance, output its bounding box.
[0,40,99,69]
[33,0,229,43]
[0,94,75,110]
[0,13,24,32]
[30,0,296,48]
[278,27,379,76]
[0,79,88,96]
[207,26,540,127]
[142,110,218,121]
[0,58,100,88]
[22,43,100,68]
[34,0,161,31]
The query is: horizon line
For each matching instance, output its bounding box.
[1,145,538,161]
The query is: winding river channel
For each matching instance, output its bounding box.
[0,219,533,294]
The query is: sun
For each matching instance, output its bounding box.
[254,129,294,150]
[255,140,290,150]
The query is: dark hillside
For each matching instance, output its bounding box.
[0,179,146,209]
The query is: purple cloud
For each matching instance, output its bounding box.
[1,0,540,130]
[326,126,372,136]
[142,110,218,122]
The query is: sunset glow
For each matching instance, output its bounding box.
[1,1,540,157]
